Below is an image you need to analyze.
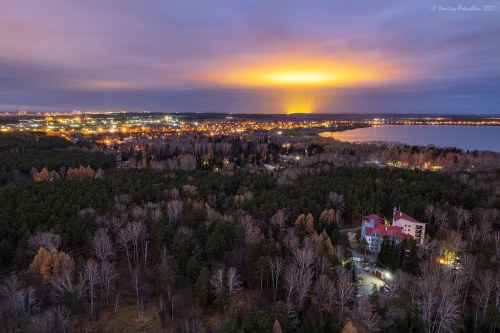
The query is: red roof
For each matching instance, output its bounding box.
[386,226,405,238]
[365,221,405,239]
[362,214,384,223]
[393,210,421,223]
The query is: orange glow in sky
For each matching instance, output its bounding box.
[202,53,406,113]
[264,71,336,85]
[209,53,405,88]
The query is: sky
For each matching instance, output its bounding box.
[0,0,499,114]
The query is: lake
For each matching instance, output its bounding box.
[319,125,500,152]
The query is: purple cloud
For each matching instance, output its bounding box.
[0,0,499,113]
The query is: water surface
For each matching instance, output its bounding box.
[320,125,500,152]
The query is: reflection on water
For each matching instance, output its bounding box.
[320,125,500,152]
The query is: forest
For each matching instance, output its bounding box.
[0,133,499,333]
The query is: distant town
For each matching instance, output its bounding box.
[1,111,498,141]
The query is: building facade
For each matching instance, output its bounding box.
[392,209,426,244]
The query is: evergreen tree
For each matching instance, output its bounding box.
[187,253,201,282]
[404,239,420,274]
[194,267,210,310]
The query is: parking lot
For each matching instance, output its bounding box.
[350,247,386,296]
[353,260,385,295]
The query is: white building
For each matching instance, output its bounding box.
[392,209,426,244]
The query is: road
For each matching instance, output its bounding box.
[350,247,385,296]
[353,260,385,295]
[339,226,361,233]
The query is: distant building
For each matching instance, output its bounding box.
[361,214,405,252]
[392,209,426,244]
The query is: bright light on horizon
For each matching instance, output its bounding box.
[265,71,337,85]
[212,54,404,89]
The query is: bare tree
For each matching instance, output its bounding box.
[100,260,116,306]
[51,270,88,328]
[53,306,71,333]
[0,274,29,327]
[0,275,36,325]
[354,297,381,333]
[328,191,345,209]
[493,275,500,333]
[167,200,184,222]
[169,187,180,200]
[0,274,21,305]
[151,207,162,221]
[293,246,316,271]
[286,245,316,310]
[270,209,288,230]
[206,206,221,222]
[127,222,146,266]
[92,228,115,262]
[494,232,500,263]
[117,227,132,271]
[434,209,448,230]
[269,257,284,302]
[107,216,126,235]
[468,225,479,249]
[27,232,61,255]
[114,193,132,206]
[243,190,254,201]
[425,205,435,224]
[178,226,194,240]
[417,262,441,333]
[454,207,471,231]
[30,309,54,333]
[132,272,145,319]
[447,230,466,255]
[182,318,206,333]
[17,286,37,322]
[417,260,462,333]
[391,269,414,298]
[315,255,329,277]
[226,267,242,296]
[435,291,461,333]
[51,270,76,296]
[284,265,299,306]
[182,184,198,196]
[240,215,264,244]
[334,267,356,326]
[335,209,344,228]
[461,253,477,307]
[296,268,313,309]
[325,274,337,313]
[478,210,493,243]
[473,270,496,329]
[207,193,217,208]
[314,274,334,319]
[284,229,300,251]
[84,259,100,321]
[210,268,225,297]
[131,206,146,221]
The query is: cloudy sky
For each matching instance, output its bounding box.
[1,0,499,113]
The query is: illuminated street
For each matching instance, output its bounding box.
[350,247,386,296]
